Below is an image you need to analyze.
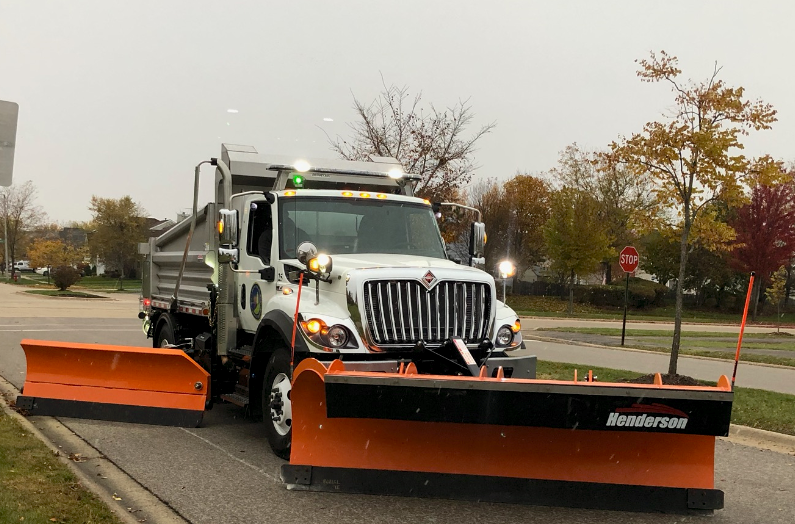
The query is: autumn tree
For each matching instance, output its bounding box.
[465,175,550,277]
[330,81,495,202]
[88,196,148,289]
[610,51,782,374]
[640,231,680,286]
[766,267,788,332]
[729,178,795,319]
[553,144,654,283]
[28,239,85,287]
[0,181,46,273]
[544,187,613,288]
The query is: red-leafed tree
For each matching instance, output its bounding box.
[730,177,795,318]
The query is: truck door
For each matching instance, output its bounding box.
[237,199,276,334]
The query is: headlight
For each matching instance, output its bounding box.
[496,325,514,346]
[498,260,516,279]
[300,318,355,350]
[308,254,332,274]
[326,325,349,348]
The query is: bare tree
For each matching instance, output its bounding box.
[1,181,46,274]
[330,80,495,202]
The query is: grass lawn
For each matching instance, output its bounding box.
[510,295,795,326]
[25,290,105,299]
[536,361,795,436]
[538,327,795,367]
[74,277,141,292]
[0,274,42,286]
[543,328,788,338]
[0,411,121,523]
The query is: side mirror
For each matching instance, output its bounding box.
[296,241,318,265]
[469,222,486,257]
[218,247,239,264]
[218,209,239,247]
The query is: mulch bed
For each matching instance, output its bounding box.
[622,373,702,386]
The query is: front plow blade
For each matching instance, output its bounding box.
[282,359,733,514]
[17,339,209,427]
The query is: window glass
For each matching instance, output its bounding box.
[278,197,445,259]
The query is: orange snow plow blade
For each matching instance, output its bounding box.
[282,359,733,514]
[16,339,209,427]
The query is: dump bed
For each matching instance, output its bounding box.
[140,203,217,310]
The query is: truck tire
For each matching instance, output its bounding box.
[262,349,292,459]
[155,320,176,348]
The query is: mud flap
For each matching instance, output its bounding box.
[17,339,209,427]
[284,358,732,514]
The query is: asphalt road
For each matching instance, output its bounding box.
[1,287,794,523]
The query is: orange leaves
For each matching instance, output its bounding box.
[614,50,779,234]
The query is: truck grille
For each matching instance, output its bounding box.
[362,280,491,347]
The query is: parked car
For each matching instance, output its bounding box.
[12,260,33,272]
[35,266,50,276]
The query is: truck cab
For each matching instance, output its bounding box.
[140,144,534,458]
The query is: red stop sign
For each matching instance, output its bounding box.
[619,246,639,273]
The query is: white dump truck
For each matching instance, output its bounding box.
[138,143,535,458]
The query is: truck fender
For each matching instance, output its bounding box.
[249,310,309,414]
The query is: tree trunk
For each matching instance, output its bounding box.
[669,224,691,375]
[777,301,781,333]
[752,280,760,321]
[568,269,575,315]
[604,261,612,285]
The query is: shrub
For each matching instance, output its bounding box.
[51,266,81,291]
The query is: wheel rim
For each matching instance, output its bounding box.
[159,338,171,348]
[269,372,292,436]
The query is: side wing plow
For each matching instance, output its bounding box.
[16,339,210,427]
[283,359,733,514]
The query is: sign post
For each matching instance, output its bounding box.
[1,100,19,278]
[619,246,639,346]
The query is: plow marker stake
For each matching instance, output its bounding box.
[17,340,210,427]
[283,359,733,514]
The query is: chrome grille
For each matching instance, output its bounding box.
[363,280,491,346]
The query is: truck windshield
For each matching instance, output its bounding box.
[279,197,446,259]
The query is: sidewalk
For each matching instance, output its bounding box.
[518,336,795,395]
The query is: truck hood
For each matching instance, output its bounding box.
[330,254,484,275]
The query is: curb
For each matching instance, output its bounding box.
[727,425,795,455]
[524,333,795,371]
[0,377,189,524]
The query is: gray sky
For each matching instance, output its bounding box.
[1,1,793,223]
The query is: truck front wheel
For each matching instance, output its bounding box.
[263,349,292,459]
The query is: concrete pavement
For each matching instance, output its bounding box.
[0,282,139,318]
[522,316,793,334]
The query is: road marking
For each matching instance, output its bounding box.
[179,428,280,483]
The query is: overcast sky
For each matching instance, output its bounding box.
[1,1,793,223]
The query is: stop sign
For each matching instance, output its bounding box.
[619,246,639,273]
